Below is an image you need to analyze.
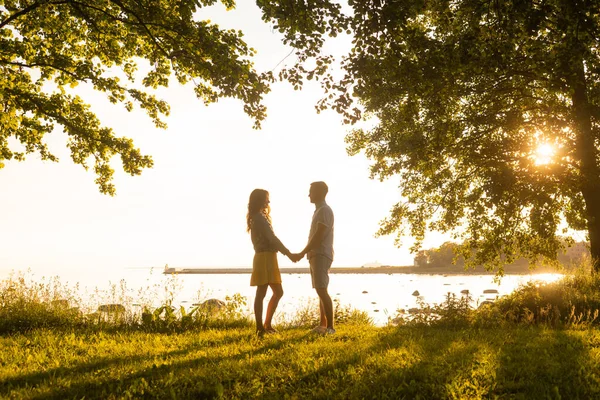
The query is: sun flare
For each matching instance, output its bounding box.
[533,143,555,165]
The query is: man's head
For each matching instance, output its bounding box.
[309,181,328,204]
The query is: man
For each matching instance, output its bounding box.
[292,181,335,334]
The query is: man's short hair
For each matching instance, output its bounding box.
[311,181,328,196]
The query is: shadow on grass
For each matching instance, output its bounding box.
[12,329,316,400]
[306,326,597,399]
[243,326,598,399]
[492,329,599,399]
[7,326,599,399]
[1,329,249,396]
[280,326,481,399]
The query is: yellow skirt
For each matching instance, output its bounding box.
[250,252,282,286]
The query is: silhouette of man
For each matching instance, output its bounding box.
[292,181,335,334]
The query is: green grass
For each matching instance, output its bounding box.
[2,325,600,399]
[3,266,600,399]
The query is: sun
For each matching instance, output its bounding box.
[533,143,555,165]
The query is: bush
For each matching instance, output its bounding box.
[391,292,474,328]
[139,293,253,332]
[0,272,85,333]
[390,261,600,329]
[279,297,373,328]
[334,298,374,326]
[0,272,253,334]
[493,268,600,326]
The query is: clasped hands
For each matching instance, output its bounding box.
[288,252,305,263]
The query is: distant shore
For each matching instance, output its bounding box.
[163,265,562,275]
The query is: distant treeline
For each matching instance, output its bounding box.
[414,240,589,271]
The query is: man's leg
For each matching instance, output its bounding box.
[316,287,334,329]
[309,259,323,329]
[318,299,327,328]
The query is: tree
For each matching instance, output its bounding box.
[1,0,271,195]
[260,0,600,273]
[413,250,428,267]
[426,241,465,268]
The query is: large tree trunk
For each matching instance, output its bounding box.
[587,199,600,273]
[572,58,600,273]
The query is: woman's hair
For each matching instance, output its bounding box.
[247,189,271,232]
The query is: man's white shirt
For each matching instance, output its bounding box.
[308,200,334,261]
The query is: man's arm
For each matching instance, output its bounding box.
[292,223,328,261]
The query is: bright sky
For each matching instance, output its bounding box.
[0,2,446,275]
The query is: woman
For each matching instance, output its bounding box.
[247,189,293,336]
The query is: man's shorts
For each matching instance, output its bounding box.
[309,255,332,289]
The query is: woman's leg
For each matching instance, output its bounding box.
[254,284,269,332]
[264,283,284,331]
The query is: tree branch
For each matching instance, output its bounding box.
[0,1,71,29]
[107,0,171,59]
[67,0,183,61]
[1,60,81,80]
[0,2,42,30]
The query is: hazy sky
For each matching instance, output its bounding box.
[0,2,448,275]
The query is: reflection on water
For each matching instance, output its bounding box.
[0,268,564,326]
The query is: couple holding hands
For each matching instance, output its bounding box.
[246,181,335,337]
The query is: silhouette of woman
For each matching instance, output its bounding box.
[247,189,294,336]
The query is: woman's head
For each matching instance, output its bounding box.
[247,189,270,232]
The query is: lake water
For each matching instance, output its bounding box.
[1,268,563,326]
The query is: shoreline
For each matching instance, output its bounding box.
[163,265,562,275]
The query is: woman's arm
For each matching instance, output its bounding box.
[254,214,292,258]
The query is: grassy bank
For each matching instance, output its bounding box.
[2,268,600,399]
[2,325,600,399]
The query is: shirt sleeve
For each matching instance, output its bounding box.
[253,214,290,256]
[316,206,334,230]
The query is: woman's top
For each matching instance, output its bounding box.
[250,212,290,256]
